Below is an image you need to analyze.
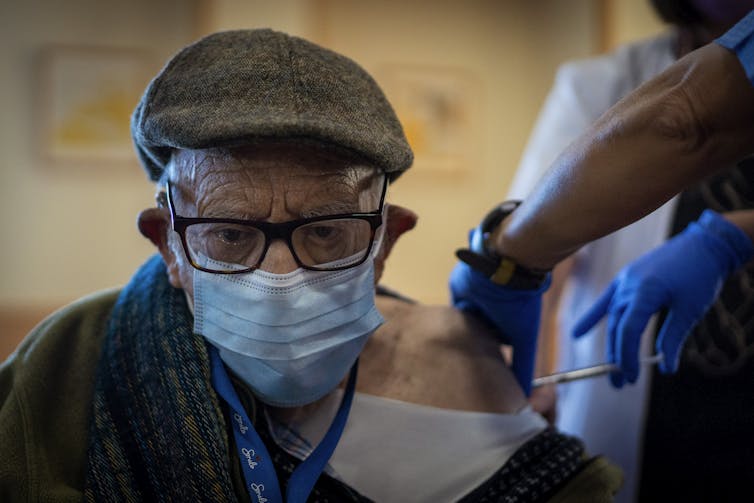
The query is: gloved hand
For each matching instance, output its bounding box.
[450,227,551,396]
[572,210,754,387]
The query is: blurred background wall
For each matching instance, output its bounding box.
[0,0,663,357]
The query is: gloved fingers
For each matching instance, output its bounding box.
[449,262,480,314]
[615,302,657,385]
[606,303,628,388]
[655,311,694,374]
[511,337,537,397]
[609,368,626,388]
[449,262,470,300]
[605,301,626,355]
[572,281,617,339]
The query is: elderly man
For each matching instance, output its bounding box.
[0,30,620,502]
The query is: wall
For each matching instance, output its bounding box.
[0,0,199,356]
[603,0,665,49]
[0,0,199,311]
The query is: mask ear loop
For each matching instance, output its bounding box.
[370,203,388,260]
[369,172,389,260]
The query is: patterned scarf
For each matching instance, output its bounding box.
[83,255,238,502]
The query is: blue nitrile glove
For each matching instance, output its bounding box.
[450,227,551,396]
[572,210,754,388]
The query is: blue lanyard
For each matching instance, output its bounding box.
[209,346,358,503]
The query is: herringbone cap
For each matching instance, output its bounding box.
[132,29,413,181]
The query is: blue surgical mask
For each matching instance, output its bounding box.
[192,247,384,407]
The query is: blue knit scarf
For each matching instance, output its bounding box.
[83,255,238,502]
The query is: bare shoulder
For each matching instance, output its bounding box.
[356,294,527,413]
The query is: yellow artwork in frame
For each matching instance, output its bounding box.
[38,46,153,165]
[379,64,480,176]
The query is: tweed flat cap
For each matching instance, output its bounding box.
[132,29,413,181]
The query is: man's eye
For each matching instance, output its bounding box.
[218,228,243,243]
[310,225,337,239]
[209,226,259,246]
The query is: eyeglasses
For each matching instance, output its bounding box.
[164,176,387,274]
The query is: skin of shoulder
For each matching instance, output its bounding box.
[355,294,528,414]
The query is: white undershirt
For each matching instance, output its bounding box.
[272,390,548,502]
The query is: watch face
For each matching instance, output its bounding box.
[481,200,522,233]
[499,200,521,213]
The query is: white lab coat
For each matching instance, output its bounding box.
[508,32,678,503]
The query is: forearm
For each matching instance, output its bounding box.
[494,43,754,269]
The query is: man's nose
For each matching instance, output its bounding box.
[258,240,299,274]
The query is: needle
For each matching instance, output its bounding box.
[531,353,664,388]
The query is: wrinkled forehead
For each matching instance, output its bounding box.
[167,143,383,217]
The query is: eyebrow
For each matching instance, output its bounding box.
[192,200,360,220]
[302,202,360,218]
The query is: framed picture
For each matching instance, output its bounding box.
[37,46,153,165]
[379,64,480,175]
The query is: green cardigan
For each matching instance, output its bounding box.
[0,290,119,502]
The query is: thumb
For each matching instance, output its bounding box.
[615,302,657,384]
[655,311,694,374]
[572,282,617,339]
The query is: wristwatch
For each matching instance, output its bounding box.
[455,201,550,289]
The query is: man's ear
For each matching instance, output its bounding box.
[374,204,418,284]
[137,208,184,289]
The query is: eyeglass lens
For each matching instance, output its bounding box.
[184,218,373,272]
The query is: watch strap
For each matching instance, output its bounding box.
[456,201,550,289]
